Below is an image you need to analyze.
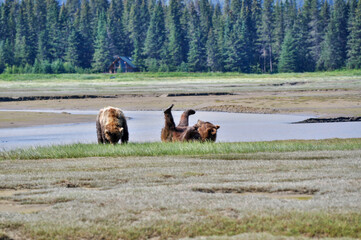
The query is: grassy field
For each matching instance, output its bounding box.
[0,71,361,239]
[0,139,361,239]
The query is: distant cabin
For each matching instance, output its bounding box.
[108,56,137,73]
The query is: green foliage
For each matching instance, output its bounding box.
[0,0,359,74]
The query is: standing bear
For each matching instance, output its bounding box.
[96,106,129,144]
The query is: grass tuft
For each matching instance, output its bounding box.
[1,138,360,160]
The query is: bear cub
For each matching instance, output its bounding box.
[96,106,129,144]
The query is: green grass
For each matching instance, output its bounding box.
[1,69,361,82]
[1,138,360,160]
[17,211,361,239]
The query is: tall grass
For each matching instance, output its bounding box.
[1,138,360,160]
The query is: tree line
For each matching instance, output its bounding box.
[0,0,361,74]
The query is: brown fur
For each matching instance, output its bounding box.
[96,106,129,144]
[195,120,220,142]
[161,105,219,142]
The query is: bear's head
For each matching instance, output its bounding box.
[195,120,220,142]
[104,124,124,144]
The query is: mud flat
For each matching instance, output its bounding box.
[294,116,361,123]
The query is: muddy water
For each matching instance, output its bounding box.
[1,110,361,151]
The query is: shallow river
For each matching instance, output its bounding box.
[1,110,360,151]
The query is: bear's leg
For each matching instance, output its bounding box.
[163,104,176,131]
[178,109,196,127]
[96,119,104,144]
[161,104,176,142]
[121,123,129,144]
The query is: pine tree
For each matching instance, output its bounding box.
[0,39,14,67]
[46,0,61,60]
[284,0,297,30]
[320,0,330,40]
[168,0,187,69]
[0,0,17,43]
[65,25,82,67]
[24,0,37,64]
[278,28,298,72]
[308,0,322,68]
[14,3,28,66]
[260,0,274,72]
[198,0,212,51]
[58,4,70,61]
[347,0,361,68]
[92,12,111,72]
[129,0,149,69]
[78,0,93,68]
[206,27,222,71]
[66,0,80,19]
[108,0,125,55]
[34,0,47,34]
[318,0,348,70]
[273,0,285,64]
[143,1,166,64]
[210,2,224,71]
[187,2,206,72]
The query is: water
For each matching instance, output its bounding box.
[0,110,360,151]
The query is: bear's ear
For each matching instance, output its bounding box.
[215,125,220,129]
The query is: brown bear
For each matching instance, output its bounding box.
[161,104,219,142]
[96,106,129,144]
[194,120,220,142]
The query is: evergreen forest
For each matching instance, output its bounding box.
[1,0,361,74]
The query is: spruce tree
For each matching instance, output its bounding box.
[108,0,125,55]
[198,0,212,51]
[143,1,166,65]
[187,2,206,72]
[78,0,93,68]
[308,0,322,68]
[66,0,80,19]
[129,0,149,69]
[318,0,348,70]
[347,0,361,68]
[211,2,224,71]
[65,25,82,67]
[14,4,28,66]
[92,12,111,72]
[284,0,297,31]
[206,27,222,72]
[168,0,187,69]
[278,28,298,72]
[260,0,274,72]
[24,0,37,64]
[46,0,61,60]
[273,0,285,65]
